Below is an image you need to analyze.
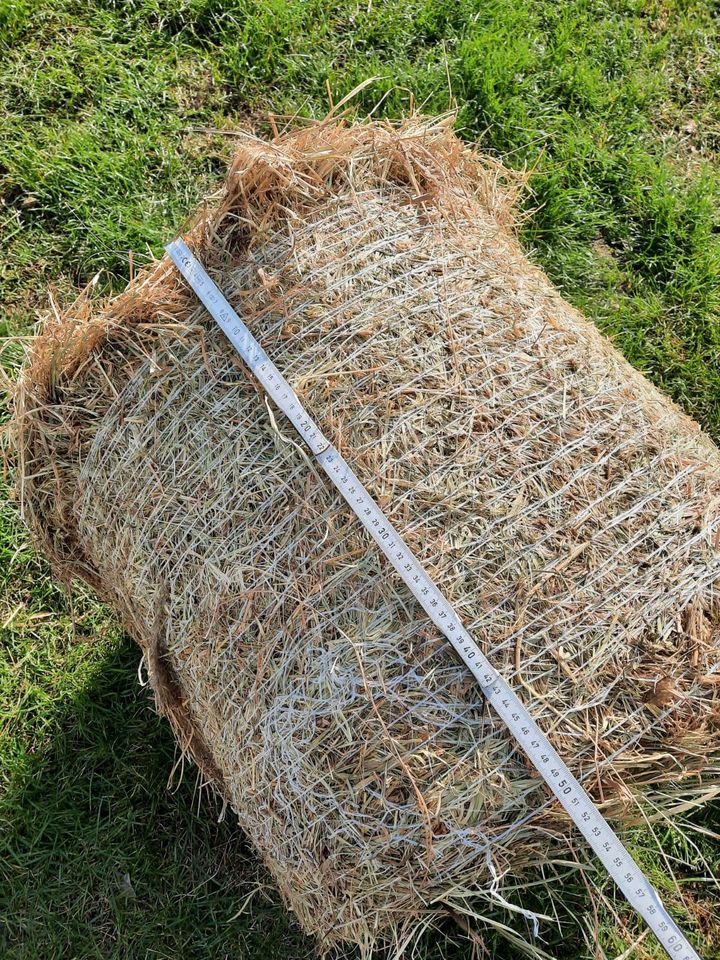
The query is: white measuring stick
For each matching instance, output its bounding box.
[166,238,701,960]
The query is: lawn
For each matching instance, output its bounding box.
[1,1,720,958]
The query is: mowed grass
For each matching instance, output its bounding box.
[1,1,720,957]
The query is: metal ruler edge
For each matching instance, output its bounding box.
[165,237,700,960]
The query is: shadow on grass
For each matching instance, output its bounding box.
[0,636,313,960]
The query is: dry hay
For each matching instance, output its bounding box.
[11,116,720,955]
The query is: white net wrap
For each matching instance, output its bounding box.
[72,185,720,948]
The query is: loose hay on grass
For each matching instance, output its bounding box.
[11,116,720,956]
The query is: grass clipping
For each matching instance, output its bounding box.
[12,117,720,955]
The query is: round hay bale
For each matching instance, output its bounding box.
[12,117,720,954]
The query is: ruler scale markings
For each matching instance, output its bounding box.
[166,238,700,960]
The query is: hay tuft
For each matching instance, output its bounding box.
[11,116,720,955]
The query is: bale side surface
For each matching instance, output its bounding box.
[13,118,720,953]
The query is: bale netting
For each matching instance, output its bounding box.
[12,116,720,955]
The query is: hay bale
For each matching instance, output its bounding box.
[12,117,720,953]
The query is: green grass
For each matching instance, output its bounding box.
[1,1,720,957]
